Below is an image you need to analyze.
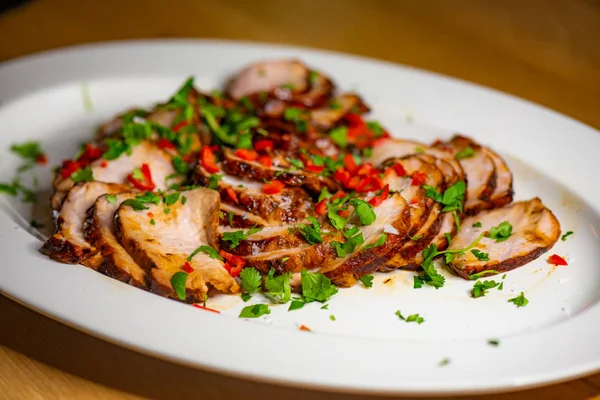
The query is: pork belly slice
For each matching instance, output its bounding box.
[482,146,513,208]
[51,141,179,211]
[435,135,497,215]
[116,188,239,301]
[310,93,370,129]
[447,198,561,279]
[378,157,446,271]
[320,194,411,287]
[85,192,146,288]
[218,225,305,257]
[220,147,340,194]
[194,166,312,224]
[41,182,130,267]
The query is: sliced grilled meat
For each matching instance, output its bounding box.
[85,192,147,288]
[41,182,130,267]
[194,166,312,224]
[310,93,370,129]
[219,203,269,228]
[52,141,179,211]
[434,135,496,215]
[116,188,239,301]
[320,194,411,287]
[482,146,513,208]
[447,198,561,279]
[218,225,305,257]
[220,147,340,194]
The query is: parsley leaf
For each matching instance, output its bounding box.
[423,181,466,214]
[171,271,187,300]
[207,174,223,190]
[164,192,181,206]
[301,269,338,303]
[329,126,348,148]
[295,217,323,244]
[468,270,499,280]
[413,275,424,289]
[364,233,386,250]
[11,141,44,163]
[122,192,161,211]
[330,314,336,321]
[222,225,263,248]
[561,231,574,241]
[332,232,364,257]
[172,156,190,175]
[488,339,500,346]
[327,209,347,231]
[455,146,475,160]
[239,268,262,294]
[105,194,117,204]
[241,292,252,302]
[283,107,304,121]
[288,300,305,311]
[71,166,94,183]
[318,187,332,202]
[366,121,385,136]
[264,268,292,303]
[359,274,374,288]
[472,221,482,228]
[471,249,489,261]
[395,310,424,324]
[350,199,376,225]
[508,292,529,307]
[487,221,512,242]
[472,280,500,298]
[188,245,223,262]
[239,304,271,318]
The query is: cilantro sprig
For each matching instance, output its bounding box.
[222,225,263,248]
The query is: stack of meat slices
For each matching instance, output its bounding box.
[41,58,563,304]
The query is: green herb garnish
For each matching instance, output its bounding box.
[239,304,271,318]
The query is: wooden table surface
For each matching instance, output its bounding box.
[0,0,599,399]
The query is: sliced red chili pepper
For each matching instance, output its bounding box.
[147,212,154,218]
[235,149,259,162]
[338,209,351,217]
[263,180,285,194]
[333,168,350,186]
[220,250,246,277]
[343,153,358,174]
[61,160,81,178]
[548,254,568,266]
[35,154,48,165]
[127,163,156,191]
[78,143,103,163]
[183,262,194,273]
[357,163,375,176]
[181,154,193,163]
[344,113,365,127]
[346,175,361,189]
[411,171,427,186]
[257,155,273,168]
[192,304,220,313]
[253,139,274,152]
[315,199,328,216]
[172,120,189,132]
[156,138,176,150]
[369,184,390,207]
[356,176,383,193]
[331,191,346,201]
[411,197,419,204]
[200,146,220,173]
[299,325,311,332]
[393,163,407,177]
[305,160,324,173]
[372,137,389,147]
[100,160,108,168]
[225,187,239,204]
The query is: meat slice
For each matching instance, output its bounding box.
[218,225,305,257]
[219,203,269,228]
[194,166,312,224]
[227,59,310,100]
[85,192,147,288]
[41,182,130,267]
[51,141,179,211]
[378,157,446,271]
[434,135,496,215]
[220,147,340,194]
[310,93,370,129]
[447,198,561,279]
[115,188,239,301]
[482,146,513,208]
[320,194,411,287]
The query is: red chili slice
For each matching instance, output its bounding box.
[346,176,361,189]
[263,180,285,194]
[411,171,427,186]
[548,254,568,266]
[183,262,194,273]
[225,187,239,204]
[257,155,272,168]
[172,120,189,132]
[299,325,311,332]
[333,168,351,186]
[200,146,220,173]
[337,209,351,217]
[331,191,346,201]
[220,250,246,277]
[368,184,390,207]
[343,153,358,174]
[344,113,365,127]
[357,163,375,176]
[253,140,274,152]
[100,160,108,168]
[393,163,407,177]
[192,304,221,313]
[315,199,328,216]
[35,154,48,165]
[78,143,104,163]
[157,138,176,150]
[60,160,81,178]
[235,149,259,162]
[305,160,324,173]
[127,164,156,191]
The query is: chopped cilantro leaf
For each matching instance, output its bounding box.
[472,280,499,298]
[207,174,223,190]
[236,132,253,149]
[227,211,234,226]
[413,275,424,289]
[468,270,499,280]
[508,292,529,307]
[488,339,500,346]
[150,219,156,225]
[239,304,271,318]
[395,310,424,324]
[308,70,319,84]
[283,107,303,121]
[131,167,144,180]
[71,166,94,183]
[320,304,329,310]
[350,199,376,225]
[327,208,347,231]
[288,300,305,311]
[172,156,190,175]
[103,139,130,160]
[471,249,490,261]
[318,187,332,202]
[455,146,475,160]
[188,245,223,262]
[29,219,44,229]
[171,271,187,300]
[439,358,450,367]
[364,233,386,249]
[366,121,384,136]
[295,217,323,244]
[359,274,374,288]
[222,225,263,248]
[239,267,262,294]
[408,233,422,241]
[332,232,364,257]
[241,292,252,302]
[301,269,338,303]
[264,268,292,304]
[472,221,482,228]
[286,158,305,169]
[329,126,348,148]
[487,221,512,242]
[11,141,44,162]
[182,196,187,205]
[105,194,117,204]
[329,315,336,321]
[164,192,181,206]
[561,231,574,241]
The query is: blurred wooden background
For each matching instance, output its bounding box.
[0,0,599,399]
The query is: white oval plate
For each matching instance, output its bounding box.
[0,40,599,396]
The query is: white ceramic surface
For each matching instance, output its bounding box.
[0,40,599,396]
